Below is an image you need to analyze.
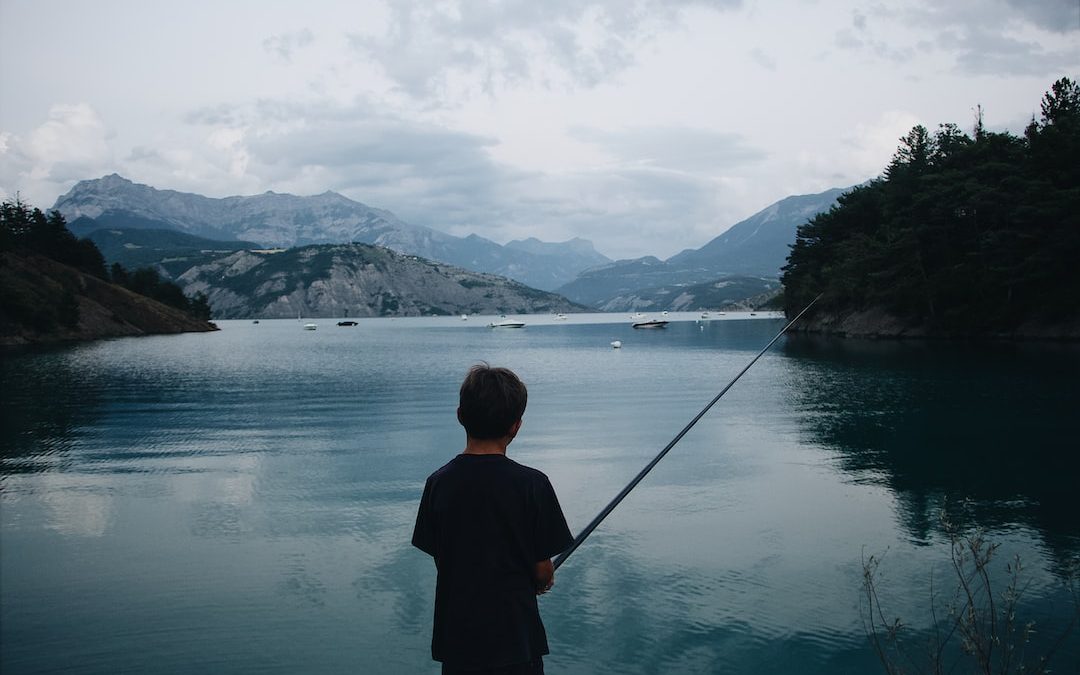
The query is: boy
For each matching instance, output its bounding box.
[412,364,573,674]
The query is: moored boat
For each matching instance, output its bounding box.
[632,319,668,329]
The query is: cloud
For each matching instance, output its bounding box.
[942,27,1080,76]
[345,0,742,102]
[0,103,115,203]
[748,47,776,71]
[172,98,740,258]
[834,110,922,179]
[831,0,1078,73]
[569,126,766,173]
[897,0,1080,75]
[833,14,914,63]
[1004,0,1079,34]
[513,165,729,258]
[262,29,315,62]
[852,10,868,31]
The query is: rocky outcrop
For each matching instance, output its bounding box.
[177,243,584,319]
[0,252,217,347]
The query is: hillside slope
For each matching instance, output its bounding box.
[1,252,217,346]
[177,243,584,319]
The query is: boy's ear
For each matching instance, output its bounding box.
[508,418,523,437]
[457,407,464,425]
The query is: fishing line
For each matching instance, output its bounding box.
[552,294,822,571]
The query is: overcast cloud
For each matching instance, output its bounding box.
[1,0,1076,259]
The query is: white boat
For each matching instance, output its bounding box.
[489,319,526,328]
[632,319,668,329]
[303,323,317,330]
[700,312,709,319]
[611,340,622,349]
[461,314,468,321]
[555,313,567,320]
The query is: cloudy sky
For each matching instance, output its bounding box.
[1,1,1077,259]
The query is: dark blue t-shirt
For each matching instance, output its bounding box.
[412,454,573,669]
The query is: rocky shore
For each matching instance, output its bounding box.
[794,306,1080,341]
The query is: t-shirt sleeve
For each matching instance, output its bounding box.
[412,478,437,557]
[532,474,574,561]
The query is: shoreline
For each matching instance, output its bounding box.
[790,307,1080,342]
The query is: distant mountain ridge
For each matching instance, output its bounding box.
[53,174,610,291]
[667,187,849,272]
[593,275,781,313]
[556,186,850,307]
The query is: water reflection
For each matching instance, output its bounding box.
[0,346,108,474]
[783,336,1080,562]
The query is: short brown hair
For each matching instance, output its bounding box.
[458,364,528,439]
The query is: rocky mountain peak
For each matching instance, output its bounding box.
[50,174,612,291]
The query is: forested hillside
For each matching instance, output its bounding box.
[0,199,215,345]
[782,78,1080,338]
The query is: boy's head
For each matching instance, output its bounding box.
[457,364,528,440]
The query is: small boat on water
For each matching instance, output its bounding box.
[304,323,317,330]
[252,320,260,324]
[337,320,358,326]
[461,314,468,321]
[632,319,668,329]
[490,319,526,328]
[555,313,567,320]
[611,340,622,349]
[700,312,710,319]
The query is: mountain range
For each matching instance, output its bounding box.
[54,175,609,291]
[51,175,852,314]
[555,187,849,307]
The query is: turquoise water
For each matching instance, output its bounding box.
[2,314,1078,674]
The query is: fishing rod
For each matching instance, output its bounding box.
[552,294,822,571]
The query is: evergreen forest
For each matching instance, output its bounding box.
[782,78,1080,334]
[0,199,211,332]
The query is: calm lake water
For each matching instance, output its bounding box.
[2,314,1078,674]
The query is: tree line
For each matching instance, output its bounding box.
[782,77,1080,333]
[0,198,211,323]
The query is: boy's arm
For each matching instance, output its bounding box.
[534,558,555,595]
[412,479,437,557]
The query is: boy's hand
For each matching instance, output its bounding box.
[534,559,555,595]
